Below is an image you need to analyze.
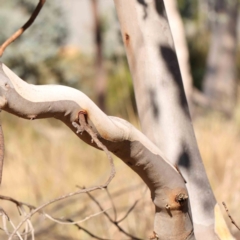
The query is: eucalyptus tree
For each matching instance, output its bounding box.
[114,0,232,239]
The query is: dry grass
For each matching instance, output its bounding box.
[194,111,240,236]
[0,107,240,239]
[0,113,153,239]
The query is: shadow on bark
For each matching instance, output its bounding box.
[148,88,160,120]
[159,45,190,119]
[154,0,166,18]
[136,0,148,19]
[136,0,167,19]
[177,142,191,169]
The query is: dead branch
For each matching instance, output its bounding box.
[85,190,143,240]
[33,185,143,240]
[0,0,46,57]
[0,195,36,213]
[0,191,109,240]
[6,186,108,240]
[44,209,109,226]
[67,220,112,240]
[73,111,116,186]
[222,202,240,231]
[2,111,117,239]
[105,188,117,222]
[0,186,142,240]
[117,199,140,223]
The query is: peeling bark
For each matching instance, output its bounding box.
[0,63,194,239]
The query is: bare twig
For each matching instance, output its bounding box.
[67,220,111,240]
[44,209,110,225]
[6,186,106,240]
[117,199,140,223]
[73,111,116,186]
[105,188,117,222]
[0,111,117,239]
[0,0,46,57]
[222,202,240,231]
[85,190,143,240]
[0,195,36,213]
[4,111,118,239]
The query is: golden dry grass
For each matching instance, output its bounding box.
[0,107,240,239]
[194,112,240,236]
[0,113,153,239]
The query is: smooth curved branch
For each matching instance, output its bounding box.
[0,62,194,238]
[0,62,168,164]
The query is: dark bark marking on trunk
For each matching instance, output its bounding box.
[148,88,160,120]
[159,45,190,118]
[177,142,191,169]
[125,33,130,44]
[154,0,166,18]
[136,0,148,19]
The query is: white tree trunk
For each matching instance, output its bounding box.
[164,0,193,107]
[114,0,232,239]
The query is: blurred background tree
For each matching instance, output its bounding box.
[203,0,239,116]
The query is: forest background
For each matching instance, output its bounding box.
[0,0,239,239]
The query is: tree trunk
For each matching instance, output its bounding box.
[164,0,193,109]
[114,0,232,239]
[203,0,239,115]
[91,0,107,112]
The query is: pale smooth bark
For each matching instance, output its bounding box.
[114,0,231,239]
[0,63,194,239]
[164,0,193,107]
[203,0,239,115]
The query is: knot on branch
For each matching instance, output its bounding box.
[175,193,188,205]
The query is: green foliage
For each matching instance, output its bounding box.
[187,33,210,90]
[0,0,68,83]
[177,0,211,90]
[178,0,198,20]
[106,56,137,120]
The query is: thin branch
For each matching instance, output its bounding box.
[73,111,116,186]
[8,220,24,240]
[0,195,36,213]
[0,0,46,57]
[117,199,140,224]
[85,190,143,240]
[222,202,240,231]
[7,186,106,240]
[44,209,110,225]
[105,189,117,222]
[67,221,112,240]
